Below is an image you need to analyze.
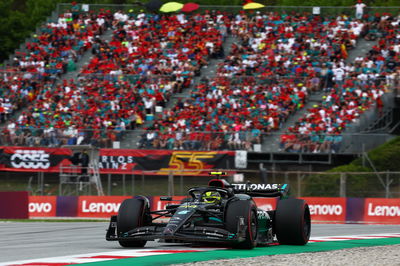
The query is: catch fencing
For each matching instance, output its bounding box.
[3,169,399,199]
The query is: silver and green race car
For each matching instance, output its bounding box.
[106,173,311,249]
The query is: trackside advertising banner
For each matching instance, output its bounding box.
[99,149,235,175]
[25,196,400,224]
[300,197,347,222]
[0,191,29,219]
[363,198,400,223]
[0,147,72,172]
[29,196,57,217]
[0,147,234,175]
[77,196,131,218]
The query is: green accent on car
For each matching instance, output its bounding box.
[228,233,236,239]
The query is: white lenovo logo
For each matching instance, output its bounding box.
[367,203,400,217]
[29,202,53,213]
[81,200,121,213]
[309,204,343,215]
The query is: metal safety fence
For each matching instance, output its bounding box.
[2,169,399,198]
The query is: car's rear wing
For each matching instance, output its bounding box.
[232,183,289,198]
[207,172,289,198]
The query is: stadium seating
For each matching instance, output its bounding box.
[144,12,372,150]
[1,10,398,151]
[280,14,400,153]
[0,10,112,124]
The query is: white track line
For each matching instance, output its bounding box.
[1,247,221,266]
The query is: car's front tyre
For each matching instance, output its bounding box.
[117,198,149,248]
[274,198,311,245]
[225,199,258,249]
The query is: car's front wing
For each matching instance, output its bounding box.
[106,215,247,244]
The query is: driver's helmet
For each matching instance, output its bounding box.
[201,191,221,204]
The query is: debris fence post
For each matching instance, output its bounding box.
[168,171,174,196]
[340,173,346,197]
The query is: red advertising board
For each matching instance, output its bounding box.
[253,197,278,211]
[300,197,346,222]
[151,196,186,211]
[0,147,234,176]
[77,196,131,218]
[29,196,57,217]
[22,196,400,224]
[99,149,234,175]
[0,191,29,219]
[363,198,400,224]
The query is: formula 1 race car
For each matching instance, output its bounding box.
[106,173,311,249]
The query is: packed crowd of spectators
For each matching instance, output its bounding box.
[1,11,230,147]
[280,13,400,153]
[138,76,308,150]
[219,12,364,79]
[81,11,227,77]
[1,9,399,152]
[140,11,379,151]
[0,9,112,124]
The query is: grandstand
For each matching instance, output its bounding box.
[1,3,399,169]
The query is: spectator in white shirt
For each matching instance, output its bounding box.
[143,97,154,115]
[354,0,366,20]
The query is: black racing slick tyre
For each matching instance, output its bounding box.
[117,198,148,248]
[274,198,311,245]
[226,200,258,249]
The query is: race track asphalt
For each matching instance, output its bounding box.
[0,222,399,263]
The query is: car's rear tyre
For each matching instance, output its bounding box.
[117,198,148,247]
[274,198,311,245]
[226,200,257,249]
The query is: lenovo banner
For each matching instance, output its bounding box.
[300,197,346,222]
[0,147,72,172]
[99,149,235,175]
[29,196,57,217]
[363,198,400,224]
[24,196,400,223]
[77,196,131,218]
